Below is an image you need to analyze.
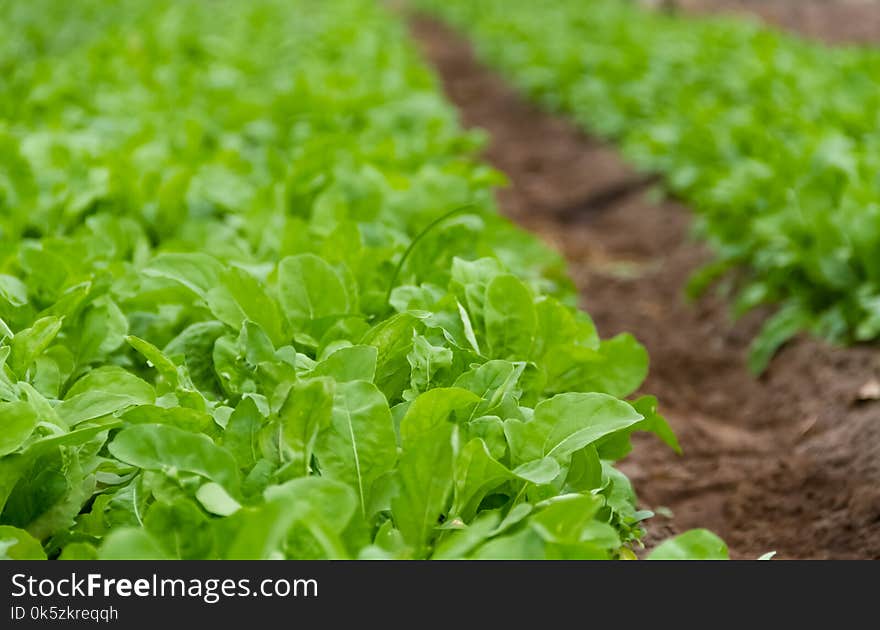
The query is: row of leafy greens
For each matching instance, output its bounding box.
[0,0,723,560]
[419,0,880,372]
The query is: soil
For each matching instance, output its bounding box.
[409,16,880,559]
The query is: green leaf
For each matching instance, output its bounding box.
[207,266,287,346]
[315,380,396,515]
[126,335,180,388]
[279,254,351,323]
[399,387,480,446]
[223,478,356,559]
[121,406,212,432]
[223,397,265,470]
[406,334,453,397]
[310,345,377,382]
[648,529,730,560]
[9,316,63,377]
[58,542,98,560]
[143,253,224,299]
[0,401,39,456]
[144,498,214,559]
[432,511,501,560]
[534,297,599,358]
[595,395,680,460]
[749,305,809,375]
[391,421,455,557]
[196,482,241,517]
[360,312,422,402]
[76,297,128,365]
[530,494,613,546]
[279,377,334,478]
[484,274,537,360]
[512,457,561,485]
[504,392,643,465]
[453,360,524,418]
[109,424,240,495]
[564,446,603,492]
[98,528,170,560]
[451,439,514,521]
[471,528,545,560]
[0,525,46,559]
[58,367,155,425]
[544,333,648,398]
[392,388,479,555]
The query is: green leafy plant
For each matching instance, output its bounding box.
[0,0,711,559]
[420,0,880,372]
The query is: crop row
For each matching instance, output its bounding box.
[0,0,717,559]
[421,0,880,371]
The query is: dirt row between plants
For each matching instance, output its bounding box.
[409,16,880,559]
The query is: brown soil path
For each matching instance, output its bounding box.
[410,17,880,559]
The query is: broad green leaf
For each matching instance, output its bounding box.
[451,439,513,521]
[121,406,212,432]
[196,482,241,517]
[399,387,480,446]
[484,274,537,360]
[534,297,599,358]
[0,525,46,560]
[0,275,27,308]
[278,254,350,323]
[544,334,648,398]
[595,395,680,460]
[433,511,501,560]
[279,377,334,478]
[143,253,225,299]
[530,494,613,546]
[471,528,544,560]
[126,335,179,388]
[164,321,227,394]
[648,529,730,560]
[144,498,214,559]
[223,478,356,560]
[360,312,422,402]
[406,334,453,397]
[564,445,603,492]
[392,387,478,554]
[98,528,170,560]
[0,456,27,516]
[310,345,377,382]
[76,297,128,365]
[315,380,396,515]
[223,397,265,470]
[12,449,96,541]
[207,266,286,346]
[9,316,63,377]
[58,367,155,425]
[391,421,455,557]
[58,543,98,560]
[0,401,39,456]
[25,422,121,457]
[453,360,524,418]
[109,424,240,495]
[504,392,643,465]
[512,457,561,485]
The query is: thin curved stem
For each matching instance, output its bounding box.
[384,202,477,307]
